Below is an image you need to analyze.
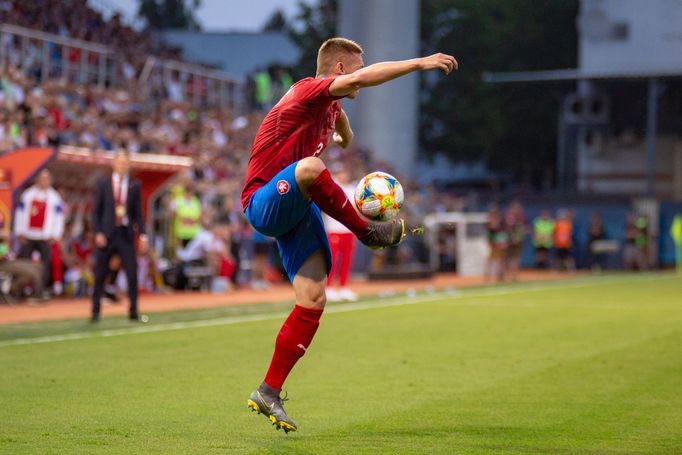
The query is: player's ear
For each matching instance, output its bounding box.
[336,61,345,74]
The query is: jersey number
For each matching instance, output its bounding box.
[314,142,324,157]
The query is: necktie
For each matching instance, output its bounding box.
[115,178,124,225]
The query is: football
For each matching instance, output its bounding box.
[354,171,404,221]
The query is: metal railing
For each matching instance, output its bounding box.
[0,24,240,109]
[0,23,118,87]
[139,56,239,110]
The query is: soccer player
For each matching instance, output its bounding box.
[244,37,457,432]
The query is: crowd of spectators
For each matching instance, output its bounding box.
[0,0,182,65]
[0,65,258,160]
[481,204,653,283]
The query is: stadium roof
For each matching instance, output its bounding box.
[483,68,682,83]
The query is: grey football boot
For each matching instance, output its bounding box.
[247,383,297,433]
[359,218,405,249]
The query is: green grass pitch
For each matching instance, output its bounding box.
[1,273,681,454]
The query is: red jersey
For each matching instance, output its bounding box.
[241,77,342,210]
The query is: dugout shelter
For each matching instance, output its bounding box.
[0,146,192,239]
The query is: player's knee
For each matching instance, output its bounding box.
[301,287,326,310]
[295,157,326,185]
[312,289,327,310]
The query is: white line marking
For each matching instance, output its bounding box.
[0,274,671,348]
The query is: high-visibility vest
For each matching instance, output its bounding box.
[635,216,648,247]
[174,196,201,240]
[554,219,573,249]
[488,223,509,249]
[280,72,293,91]
[533,218,555,248]
[672,215,682,245]
[254,71,271,105]
[672,214,682,272]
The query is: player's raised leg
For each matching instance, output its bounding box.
[248,250,327,433]
[295,156,405,248]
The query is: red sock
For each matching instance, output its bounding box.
[264,305,324,391]
[309,169,369,237]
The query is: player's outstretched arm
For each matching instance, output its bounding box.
[329,53,457,97]
[333,109,353,148]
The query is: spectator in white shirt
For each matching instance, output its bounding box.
[14,169,65,292]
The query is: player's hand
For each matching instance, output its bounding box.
[95,232,107,248]
[332,132,349,148]
[419,53,458,75]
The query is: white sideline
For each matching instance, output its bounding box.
[0,274,669,348]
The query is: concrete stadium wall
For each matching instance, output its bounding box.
[577,135,682,198]
[579,0,682,74]
[338,0,420,178]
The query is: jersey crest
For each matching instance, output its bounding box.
[276,180,291,195]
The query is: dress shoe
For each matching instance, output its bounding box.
[129,314,149,323]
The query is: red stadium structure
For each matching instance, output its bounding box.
[0,147,192,237]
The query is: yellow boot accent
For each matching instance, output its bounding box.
[268,415,297,433]
[279,421,297,433]
[247,400,261,414]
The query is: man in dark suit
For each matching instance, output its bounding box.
[91,152,149,322]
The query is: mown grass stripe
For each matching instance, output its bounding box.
[0,273,669,348]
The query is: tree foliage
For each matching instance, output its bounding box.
[262,9,287,33]
[268,0,578,188]
[420,0,578,186]
[263,0,337,78]
[137,0,202,30]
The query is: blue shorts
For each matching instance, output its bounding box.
[245,162,331,282]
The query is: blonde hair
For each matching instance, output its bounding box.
[316,37,363,76]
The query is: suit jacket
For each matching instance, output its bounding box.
[92,175,145,239]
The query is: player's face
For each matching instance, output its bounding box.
[344,54,364,99]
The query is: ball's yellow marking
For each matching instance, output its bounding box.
[381,195,395,209]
